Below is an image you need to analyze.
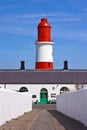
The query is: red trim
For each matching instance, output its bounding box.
[35,62,53,69]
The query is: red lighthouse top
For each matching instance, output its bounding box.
[37,18,52,42]
[38,18,51,27]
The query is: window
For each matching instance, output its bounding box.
[32,95,36,98]
[60,87,69,94]
[51,93,56,98]
[41,88,48,92]
[52,87,55,90]
[19,87,28,92]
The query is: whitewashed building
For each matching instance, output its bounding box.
[0,63,87,104]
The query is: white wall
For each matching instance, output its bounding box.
[56,88,87,127]
[5,84,59,102]
[0,83,77,103]
[0,89,32,126]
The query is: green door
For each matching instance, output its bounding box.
[40,88,48,104]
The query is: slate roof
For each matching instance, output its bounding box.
[0,69,87,84]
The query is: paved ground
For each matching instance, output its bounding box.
[31,109,87,130]
[48,110,87,130]
[31,109,56,130]
[0,105,87,130]
[0,109,40,130]
[32,104,56,110]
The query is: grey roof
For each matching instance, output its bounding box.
[0,69,87,84]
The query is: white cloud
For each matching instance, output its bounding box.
[0,12,81,26]
[0,26,36,36]
[11,12,81,23]
[0,12,86,38]
[50,18,80,22]
[14,12,73,19]
[54,31,87,41]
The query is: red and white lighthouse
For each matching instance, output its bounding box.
[35,18,54,69]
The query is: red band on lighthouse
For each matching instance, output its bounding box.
[35,62,53,69]
[35,18,54,69]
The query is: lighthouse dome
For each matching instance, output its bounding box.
[38,18,51,28]
[37,18,52,42]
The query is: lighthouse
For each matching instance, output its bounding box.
[35,18,54,69]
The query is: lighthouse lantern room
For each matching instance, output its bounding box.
[35,18,54,69]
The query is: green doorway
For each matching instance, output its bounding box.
[40,88,48,104]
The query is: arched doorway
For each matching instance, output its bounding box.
[60,87,69,94]
[40,88,48,104]
[19,87,28,92]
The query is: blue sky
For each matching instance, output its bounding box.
[0,0,87,69]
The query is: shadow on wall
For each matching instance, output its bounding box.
[48,110,87,130]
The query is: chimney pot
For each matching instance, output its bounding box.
[20,61,25,70]
[63,60,68,70]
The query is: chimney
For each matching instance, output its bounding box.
[63,60,68,70]
[20,61,25,70]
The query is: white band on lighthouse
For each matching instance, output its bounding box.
[36,42,54,62]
